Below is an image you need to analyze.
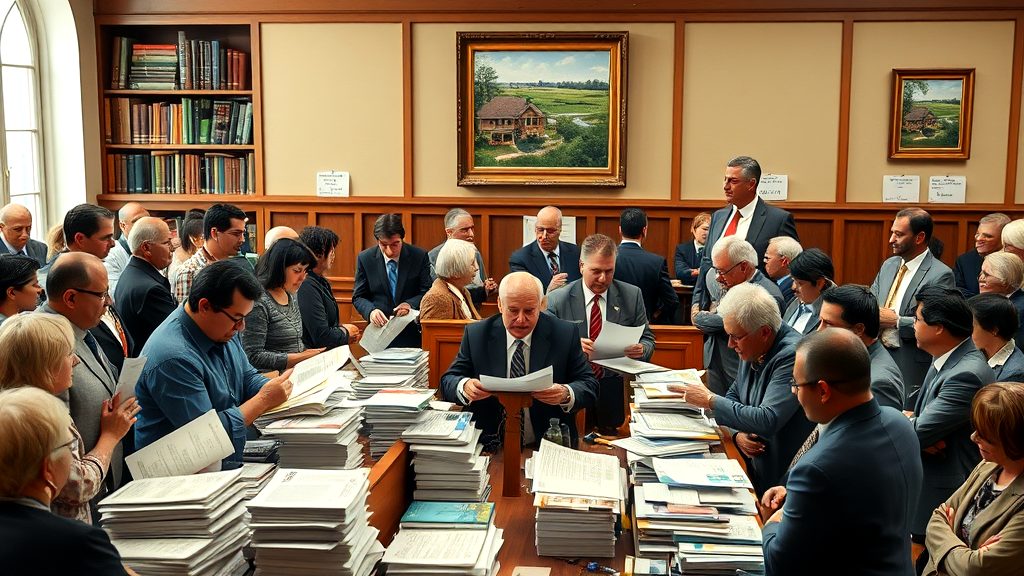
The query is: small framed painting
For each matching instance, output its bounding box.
[889,68,975,160]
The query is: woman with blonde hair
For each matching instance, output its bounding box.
[0,313,138,524]
[419,238,482,320]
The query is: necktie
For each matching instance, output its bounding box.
[723,210,742,237]
[83,332,104,367]
[788,426,821,471]
[548,252,559,275]
[880,263,909,349]
[106,309,129,356]
[589,295,604,379]
[883,263,909,309]
[790,304,810,327]
[386,259,398,302]
[510,340,534,445]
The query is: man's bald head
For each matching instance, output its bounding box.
[46,252,106,301]
[797,328,871,396]
[118,202,150,238]
[0,203,33,252]
[264,226,298,251]
[0,203,30,224]
[498,271,545,340]
[535,206,564,252]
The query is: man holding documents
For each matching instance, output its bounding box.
[546,233,654,434]
[135,260,293,470]
[440,271,597,450]
[761,329,921,576]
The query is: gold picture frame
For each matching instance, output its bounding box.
[889,68,975,160]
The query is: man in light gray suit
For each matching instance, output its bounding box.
[428,208,496,308]
[546,233,655,433]
[869,208,954,407]
[907,285,992,537]
[0,203,48,265]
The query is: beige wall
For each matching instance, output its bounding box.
[848,21,1015,204]
[681,22,843,202]
[261,23,404,196]
[412,22,675,199]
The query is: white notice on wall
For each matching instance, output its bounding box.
[316,171,350,197]
[756,174,788,201]
[522,215,577,246]
[882,175,920,203]
[928,176,966,204]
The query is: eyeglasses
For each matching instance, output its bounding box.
[712,262,744,277]
[70,354,81,368]
[73,287,111,302]
[535,227,560,236]
[217,308,248,328]
[51,437,75,454]
[726,331,752,344]
[790,378,819,392]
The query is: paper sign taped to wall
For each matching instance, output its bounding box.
[316,171,350,197]
[928,176,966,204]
[756,174,788,201]
[882,175,920,203]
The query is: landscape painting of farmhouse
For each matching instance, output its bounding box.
[457,32,627,186]
[889,68,975,159]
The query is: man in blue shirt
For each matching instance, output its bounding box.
[135,259,293,470]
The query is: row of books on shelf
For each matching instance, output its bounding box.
[107,152,255,195]
[110,33,249,90]
[105,97,253,146]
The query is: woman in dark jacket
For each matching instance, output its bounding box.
[296,226,361,349]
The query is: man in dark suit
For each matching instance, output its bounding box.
[763,236,802,308]
[352,213,432,349]
[0,203,48,265]
[953,212,1009,298]
[546,234,655,433]
[440,271,598,450]
[908,286,993,537]
[428,208,496,308]
[614,208,678,324]
[691,156,798,319]
[870,208,955,407]
[509,205,581,293]
[104,201,149,296]
[761,329,922,576]
[113,217,177,350]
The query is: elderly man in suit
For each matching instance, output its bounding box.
[907,286,993,538]
[870,208,955,408]
[509,205,581,293]
[352,213,432,349]
[673,282,811,496]
[547,233,655,434]
[440,271,598,450]
[0,203,48,265]
[428,208,496,308]
[761,329,922,576]
[763,236,802,308]
[691,156,798,319]
[953,212,1010,298]
[113,217,177,350]
[614,208,679,324]
[103,201,149,296]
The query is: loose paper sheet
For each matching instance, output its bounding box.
[288,346,351,398]
[756,174,788,201]
[882,175,920,203]
[532,439,621,500]
[360,310,419,353]
[114,356,147,400]
[479,365,553,392]
[125,409,234,479]
[928,175,966,204]
[591,321,645,360]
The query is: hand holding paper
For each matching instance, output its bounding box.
[591,321,644,360]
[480,365,553,392]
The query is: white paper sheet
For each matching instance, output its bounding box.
[114,356,147,400]
[592,356,667,375]
[287,345,351,398]
[591,321,645,360]
[882,175,920,203]
[479,365,553,392]
[532,439,621,500]
[756,174,788,201]
[359,309,420,353]
[125,409,234,480]
[928,175,966,203]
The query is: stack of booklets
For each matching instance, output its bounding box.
[402,411,490,501]
[675,543,765,575]
[357,348,429,388]
[362,388,436,458]
[528,439,625,558]
[247,468,383,576]
[99,469,250,575]
[351,374,415,401]
[383,502,503,575]
[256,347,356,425]
[257,407,364,470]
[240,463,277,499]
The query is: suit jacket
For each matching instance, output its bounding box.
[428,242,488,307]
[762,400,922,576]
[712,323,813,495]
[911,339,993,534]
[419,277,481,321]
[923,461,1024,576]
[1009,289,1024,352]
[352,243,432,348]
[0,237,48,265]
[113,256,177,350]
[870,251,955,401]
[774,274,796,309]
[544,279,656,362]
[868,340,906,411]
[781,295,822,335]
[297,270,351,350]
[953,249,982,298]
[89,307,134,375]
[508,240,582,292]
[673,241,702,285]
[994,345,1024,382]
[0,501,127,575]
[614,242,679,324]
[439,313,598,444]
[692,199,798,311]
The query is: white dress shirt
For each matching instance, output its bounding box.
[718,196,760,243]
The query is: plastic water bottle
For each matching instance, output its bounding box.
[560,423,572,448]
[543,418,563,446]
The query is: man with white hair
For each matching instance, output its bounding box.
[427,208,496,307]
[763,236,802,307]
[113,217,177,350]
[104,201,150,295]
[953,212,1010,298]
[440,271,597,450]
[1001,218,1024,260]
[692,235,785,395]
[672,282,811,496]
[264,226,298,251]
[0,203,47,264]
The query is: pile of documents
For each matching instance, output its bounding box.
[402,411,491,501]
[362,387,436,458]
[356,348,429,388]
[257,407,364,470]
[351,374,416,401]
[99,469,251,575]
[383,519,503,575]
[255,347,356,426]
[247,468,384,576]
[240,463,276,499]
[529,439,624,558]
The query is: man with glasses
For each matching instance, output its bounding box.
[113,217,177,350]
[953,212,1010,298]
[671,282,810,496]
[103,201,150,296]
[428,208,495,307]
[172,203,248,304]
[135,260,293,470]
[509,205,581,293]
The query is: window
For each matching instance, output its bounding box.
[0,0,44,236]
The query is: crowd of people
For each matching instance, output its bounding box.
[0,153,1023,574]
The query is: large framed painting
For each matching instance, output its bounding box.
[456,31,628,186]
[889,68,975,160]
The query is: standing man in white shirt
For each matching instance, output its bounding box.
[103,202,149,296]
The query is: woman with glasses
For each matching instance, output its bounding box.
[921,382,1024,575]
[968,294,1024,383]
[243,238,325,372]
[781,248,834,335]
[0,313,138,524]
[420,238,482,321]
[978,251,1024,351]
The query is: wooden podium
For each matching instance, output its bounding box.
[494,391,533,497]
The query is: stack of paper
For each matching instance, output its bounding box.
[529,440,624,558]
[630,410,719,442]
[357,348,429,388]
[258,347,356,422]
[675,542,765,574]
[362,388,435,459]
[240,463,277,499]
[100,470,251,575]
[383,524,503,576]
[247,469,384,576]
[351,374,415,401]
[402,411,491,501]
[257,407,364,470]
